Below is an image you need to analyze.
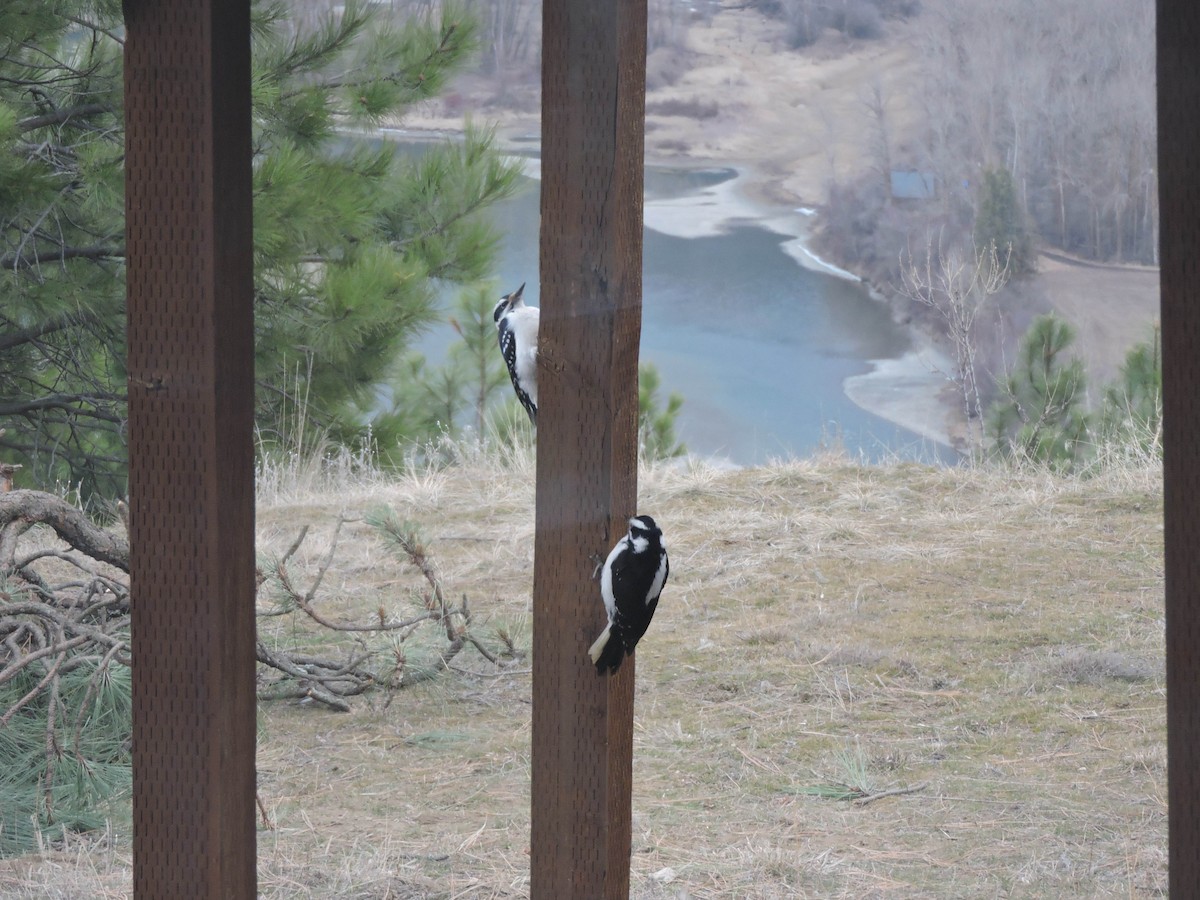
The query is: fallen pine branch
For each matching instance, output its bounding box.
[0,489,128,572]
[852,781,930,806]
[255,507,516,708]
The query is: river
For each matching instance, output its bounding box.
[396,142,956,466]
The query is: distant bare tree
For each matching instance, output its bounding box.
[863,78,893,202]
[766,0,894,47]
[281,0,705,102]
[462,0,538,78]
[899,236,1011,451]
[915,0,1156,263]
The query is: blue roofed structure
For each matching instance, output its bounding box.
[890,170,937,200]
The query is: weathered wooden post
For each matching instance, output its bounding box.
[1159,1,1200,894]
[124,1,257,895]
[532,0,647,896]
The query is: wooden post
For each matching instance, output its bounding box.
[1159,1,1200,893]
[124,1,257,896]
[532,0,647,897]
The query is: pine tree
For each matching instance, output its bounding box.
[974,167,1035,276]
[638,362,686,460]
[383,284,514,450]
[1100,324,1162,453]
[0,2,127,498]
[391,299,689,462]
[987,314,1089,469]
[0,1,519,500]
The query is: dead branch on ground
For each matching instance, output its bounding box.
[254,507,518,711]
[3,489,518,725]
[1,491,131,821]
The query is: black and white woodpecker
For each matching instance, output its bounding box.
[589,515,670,674]
[492,283,539,425]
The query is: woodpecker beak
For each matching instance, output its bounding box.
[498,282,525,315]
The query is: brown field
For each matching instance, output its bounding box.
[1,447,1165,898]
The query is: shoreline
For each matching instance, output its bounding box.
[621,157,960,454]
[379,0,1158,462]
[376,124,959,456]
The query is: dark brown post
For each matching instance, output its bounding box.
[1159,1,1200,894]
[124,1,257,896]
[532,0,647,897]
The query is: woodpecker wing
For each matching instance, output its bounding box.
[605,540,668,663]
[497,315,518,382]
[497,312,538,425]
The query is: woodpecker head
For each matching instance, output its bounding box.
[629,515,658,535]
[492,282,526,323]
[627,515,662,552]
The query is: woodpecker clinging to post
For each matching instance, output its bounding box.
[492,283,538,425]
[589,515,670,675]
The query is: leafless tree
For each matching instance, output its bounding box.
[863,78,893,202]
[914,0,1156,264]
[899,235,1011,452]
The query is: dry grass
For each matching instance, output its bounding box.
[1,450,1165,898]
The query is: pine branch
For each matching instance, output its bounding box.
[304,19,464,101]
[0,243,125,270]
[254,642,356,712]
[17,103,113,133]
[268,0,373,89]
[63,15,125,47]
[0,309,103,353]
[0,394,125,422]
[258,510,515,706]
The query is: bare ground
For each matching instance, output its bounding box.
[0,450,1166,898]
[1035,253,1160,388]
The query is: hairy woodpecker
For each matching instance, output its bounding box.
[589,515,670,675]
[492,283,539,425]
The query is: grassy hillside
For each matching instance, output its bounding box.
[0,449,1164,897]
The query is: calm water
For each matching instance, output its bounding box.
[404,151,951,465]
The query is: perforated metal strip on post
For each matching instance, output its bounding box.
[124,1,257,896]
[532,1,647,897]
[1158,1,1200,893]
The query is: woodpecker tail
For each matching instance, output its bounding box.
[588,624,625,674]
[515,391,536,426]
[588,625,610,664]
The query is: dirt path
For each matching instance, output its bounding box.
[639,11,923,208]
[1036,253,1159,386]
